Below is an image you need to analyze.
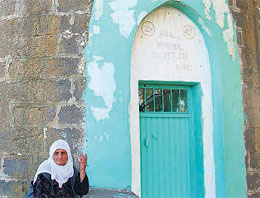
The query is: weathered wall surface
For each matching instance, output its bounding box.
[84,0,246,197]
[229,0,260,197]
[0,0,93,196]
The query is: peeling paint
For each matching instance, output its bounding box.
[93,25,100,34]
[90,107,110,120]
[203,0,212,20]
[88,60,116,121]
[212,0,229,28]
[202,0,236,59]
[93,56,103,61]
[104,132,110,141]
[223,14,236,60]
[109,0,137,38]
[97,133,110,142]
[94,133,110,142]
[98,136,104,142]
[95,0,104,20]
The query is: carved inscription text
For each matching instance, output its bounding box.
[152,41,188,61]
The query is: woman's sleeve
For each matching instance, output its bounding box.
[34,174,51,197]
[74,173,89,195]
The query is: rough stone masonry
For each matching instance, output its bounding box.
[0,0,93,196]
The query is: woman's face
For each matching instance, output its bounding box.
[53,149,68,166]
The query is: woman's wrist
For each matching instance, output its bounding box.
[79,170,86,182]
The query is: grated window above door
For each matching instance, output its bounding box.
[139,85,188,113]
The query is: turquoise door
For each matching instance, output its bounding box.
[139,83,204,197]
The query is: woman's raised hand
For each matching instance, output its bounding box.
[79,154,87,171]
[78,154,87,182]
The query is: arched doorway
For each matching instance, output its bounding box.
[130,6,215,197]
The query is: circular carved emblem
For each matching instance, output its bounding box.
[183,25,195,39]
[141,21,155,36]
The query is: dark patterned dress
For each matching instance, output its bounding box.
[34,173,89,197]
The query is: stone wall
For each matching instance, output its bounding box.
[229,0,260,196]
[0,0,93,196]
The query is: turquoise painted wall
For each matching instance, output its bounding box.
[84,0,246,197]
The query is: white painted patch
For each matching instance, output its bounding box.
[93,25,100,34]
[94,133,110,142]
[130,7,215,197]
[212,0,229,28]
[88,61,116,121]
[203,0,212,20]
[137,11,148,25]
[198,17,212,35]
[88,33,93,41]
[203,0,229,28]
[95,0,104,20]
[91,107,110,120]
[223,14,236,60]
[93,56,104,61]
[109,0,137,38]
[203,0,236,59]
[109,0,137,11]
[104,132,110,141]
[98,136,104,142]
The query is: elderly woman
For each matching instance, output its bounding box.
[31,139,89,197]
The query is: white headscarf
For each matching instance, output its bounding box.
[33,139,74,188]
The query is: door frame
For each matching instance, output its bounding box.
[130,81,213,197]
[139,83,195,197]
[138,82,205,197]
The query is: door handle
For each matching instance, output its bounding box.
[145,137,149,148]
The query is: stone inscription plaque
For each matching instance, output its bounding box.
[133,7,206,82]
[139,14,200,74]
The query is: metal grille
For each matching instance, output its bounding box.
[139,85,188,113]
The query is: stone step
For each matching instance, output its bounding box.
[83,188,138,198]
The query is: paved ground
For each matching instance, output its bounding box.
[84,188,139,198]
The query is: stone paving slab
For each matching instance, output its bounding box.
[84,188,139,198]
